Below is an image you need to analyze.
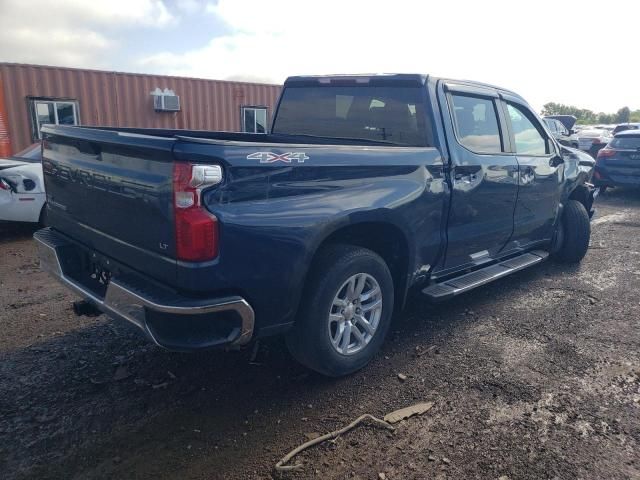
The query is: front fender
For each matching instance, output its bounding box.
[560,146,596,215]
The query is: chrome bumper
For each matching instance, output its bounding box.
[34,229,254,349]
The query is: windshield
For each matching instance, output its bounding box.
[272,86,431,146]
[11,144,42,163]
[610,135,640,149]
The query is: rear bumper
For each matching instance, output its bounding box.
[593,167,640,188]
[0,192,45,223]
[34,228,254,351]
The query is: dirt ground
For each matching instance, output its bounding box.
[1,189,639,480]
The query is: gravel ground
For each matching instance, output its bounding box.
[1,189,639,480]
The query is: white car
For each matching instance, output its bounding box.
[577,129,613,154]
[0,144,46,224]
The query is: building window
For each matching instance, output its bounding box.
[242,106,267,133]
[29,98,79,140]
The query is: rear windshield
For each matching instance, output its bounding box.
[610,135,640,149]
[614,125,636,134]
[272,86,430,146]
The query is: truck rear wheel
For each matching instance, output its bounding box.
[551,199,591,263]
[286,245,394,377]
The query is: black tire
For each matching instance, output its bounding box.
[551,200,590,263]
[38,204,48,227]
[286,245,394,377]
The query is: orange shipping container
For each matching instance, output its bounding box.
[0,63,282,155]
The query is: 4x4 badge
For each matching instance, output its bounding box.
[247,152,309,164]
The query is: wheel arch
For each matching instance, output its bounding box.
[568,183,594,214]
[304,219,413,313]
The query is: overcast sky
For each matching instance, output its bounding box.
[0,0,637,113]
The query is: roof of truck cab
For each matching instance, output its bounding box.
[284,74,428,87]
[283,74,524,100]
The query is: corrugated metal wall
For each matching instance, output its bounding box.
[0,63,282,154]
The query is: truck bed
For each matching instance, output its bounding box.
[40,124,445,337]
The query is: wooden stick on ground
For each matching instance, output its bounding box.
[275,414,394,472]
[274,402,434,473]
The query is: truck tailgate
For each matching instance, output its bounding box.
[42,125,177,260]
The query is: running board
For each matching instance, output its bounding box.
[422,250,549,301]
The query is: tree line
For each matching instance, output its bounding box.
[541,103,640,125]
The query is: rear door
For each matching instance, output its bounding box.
[437,83,519,271]
[502,97,564,246]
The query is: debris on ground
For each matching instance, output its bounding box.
[275,402,434,472]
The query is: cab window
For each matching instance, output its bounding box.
[556,121,568,135]
[450,94,503,154]
[507,104,548,156]
[545,119,557,133]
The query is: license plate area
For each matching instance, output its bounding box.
[88,260,112,289]
[80,251,113,297]
[62,248,115,299]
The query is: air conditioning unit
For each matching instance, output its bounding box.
[151,88,180,112]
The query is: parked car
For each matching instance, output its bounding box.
[612,122,640,135]
[0,144,46,224]
[35,74,596,377]
[577,129,613,157]
[543,117,574,146]
[593,129,640,192]
[544,115,577,132]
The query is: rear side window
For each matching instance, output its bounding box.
[272,86,430,146]
[507,103,548,156]
[610,135,640,149]
[450,94,502,154]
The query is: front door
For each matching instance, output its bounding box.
[502,97,564,246]
[437,83,519,271]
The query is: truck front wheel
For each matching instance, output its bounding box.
[551,199,591,263]
[286,245,394,377]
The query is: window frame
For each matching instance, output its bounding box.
[28,97,80,141]
[501,99,554,157]
[241,106,268,134]
[446,89,510,156]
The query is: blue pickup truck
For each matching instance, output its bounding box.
[35,74,596,376]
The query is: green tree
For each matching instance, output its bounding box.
[615,106,631,123]
[540,103,595,124]
[541,103,639,124]
[596,112,614,124]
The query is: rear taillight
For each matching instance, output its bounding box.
[0,178,10,190]
[597,148,616,159]
[173,163,223,262]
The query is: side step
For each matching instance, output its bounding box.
[422,250,549,301]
